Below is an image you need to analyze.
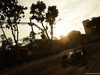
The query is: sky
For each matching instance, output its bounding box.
[0,0,100,41]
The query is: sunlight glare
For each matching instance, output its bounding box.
[54,21,73,39]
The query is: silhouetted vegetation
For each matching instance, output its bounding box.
[46,6,58,40]
[30,1,58,40]
[60,30,83,48]
[0,0,60,69]
[0,0,27,46]
[1,0,100,71]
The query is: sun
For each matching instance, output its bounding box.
[53,21,73,39]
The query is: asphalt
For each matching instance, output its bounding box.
[0,42,100,75]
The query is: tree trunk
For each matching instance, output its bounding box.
[10,25,18,46]
[51,25,53,40]
[41,22,50,40]
[16,24,19,44]
[30,18,35,40]
[31,26,35,40]
[1,27,8,42]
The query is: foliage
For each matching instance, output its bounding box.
[30,1,46,22]
[8,37,13,45]
[0,34,5,40]
[0,35,13,50]
[22,37,31,46]
[60,30,82,47]
[46,6,58,25]
[0,0,27,46]
[67,30,81,42]
[46,6,58,40]
[30,1,46,40]
[30,1,59,40]
[30,31,36,39]
[41,33,46,39]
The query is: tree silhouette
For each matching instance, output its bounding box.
[87,16,100,35]
[0,35,13,50]
[30,1,59,40]
[67,30,81,46]
[46,6,58,40]
[0,26,8,43]
[30,30,36,40]
[0,6,8,43]
[0,0,27,46]
[22,36,31,46]
[30,1,50,40]
[8,37,13,45]
[41,33,46,40]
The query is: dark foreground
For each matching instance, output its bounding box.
[0,42,100,75]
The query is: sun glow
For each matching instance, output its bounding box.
[54,21,73,39]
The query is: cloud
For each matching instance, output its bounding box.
[61,0,100,22]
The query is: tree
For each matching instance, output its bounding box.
[46,6,58,40]
[67,30,81,45]
[0,0,27,46]
[41,33,46,40]
[30,1,58,40]
[87,16,100,35]
[0,8,8,43]
[22,36,31,46]
[8,37,13,45]
[0,35,13,50]
[30,1,49,40]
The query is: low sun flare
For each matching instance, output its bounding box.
[54,21,73,39]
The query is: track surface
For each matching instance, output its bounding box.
[0,42,100,75]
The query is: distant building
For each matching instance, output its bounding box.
[82,19,91,34]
